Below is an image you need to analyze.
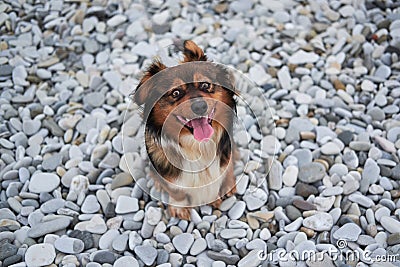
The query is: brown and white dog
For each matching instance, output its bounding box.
[133,41,237,220]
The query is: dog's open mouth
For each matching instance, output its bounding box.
[176,107,215,142]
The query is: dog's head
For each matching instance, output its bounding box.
[134,41,236,143]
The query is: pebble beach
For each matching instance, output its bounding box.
[1,0,400,266]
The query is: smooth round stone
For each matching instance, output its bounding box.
[362,158,379,184]
[375,207,391,222]
[243,188,268,211]
[22,120,41,136]
[68,230,94,250]
[40,198,65,214]
[99,229,119,250]
[322,186,343,196]
[91,250,117,264]
[156,233,170,243]
[219,196,236,211]
[112,233,129,251]
[237,249,262,267]
[343,150,359,169]
[338,131,354,145]
[81,195,100,214]
[99,153,120,169]
[36,69,51,79]
[282,165,298,187]
[303,212,333,231]
[220,229,247,239]
[329,163,348,177]
[83,92,105,107]
[380,216,400,234]
[259,228,271,240]
[84,215,107,234]
[246,238,266,251]
[367,107,385,121]
[369,184,384,195]
[349,141,371,151]
[29,173,60,193]
[115,196,139,214]
[172,233,194,254]
[25,243,56,267]
[387,127,400,143]
[134,245,157,266]
[295,182,318,198]
[375,94,387,107]
[321,142,341,155]
[348,194,374,208]
[284,217,303,232]
[111,173,133,190]
[0,208,16,220]
[146,207,162,226]
[268,159,283,190]
[374,65,391,79]
[298,162,326,183]
[260,135,280,155]
[0,243,18,261]
[42,153,63,171]
[114,256,139,267]
[361,80,375,91]
[54,236,84,254]
[292,149,312,167]
[288,50,319,65]
[333,223,362,241]
[286,205,302,221]
[76,116,96,134]
[190,238,207,256]
[28,217,71,238]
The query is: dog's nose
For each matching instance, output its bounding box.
[191,99,208,115]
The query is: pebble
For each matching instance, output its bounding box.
[54,236,85,254]
[333,223,362,241]
[28,217,71,238]
[40,198,65,214]
[303,213,333,231]
[298,162,326,183]
[81,195,100,214]
[190,238,207,255]
[228,201,246,219]
[321,142,341,155]
[289,50,319,65]
[29,173,60,193]
[283,165,298,187]
[134,245,157,266]
[25,243,56,267]
[115,196,139,214]
[380,216,400,234]
[114,256,139,267]
[220,229,247,239]
[173,233,195,254]
[146,207,162,225]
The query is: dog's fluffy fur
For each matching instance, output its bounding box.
[134,41,237,220]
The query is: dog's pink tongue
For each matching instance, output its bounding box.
[191,117,214,142]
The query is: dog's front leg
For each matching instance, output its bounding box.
[168,198,191,221]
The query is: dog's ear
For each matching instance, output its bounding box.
[182,40,207,62]
[134,60,166,105]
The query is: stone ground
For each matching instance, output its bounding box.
[1,0,400,266]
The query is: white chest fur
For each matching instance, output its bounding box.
[163,134,226,206]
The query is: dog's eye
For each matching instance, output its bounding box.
[200,82,210,91]
[171,89,181,98]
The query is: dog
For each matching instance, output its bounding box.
[133,40,237,220]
